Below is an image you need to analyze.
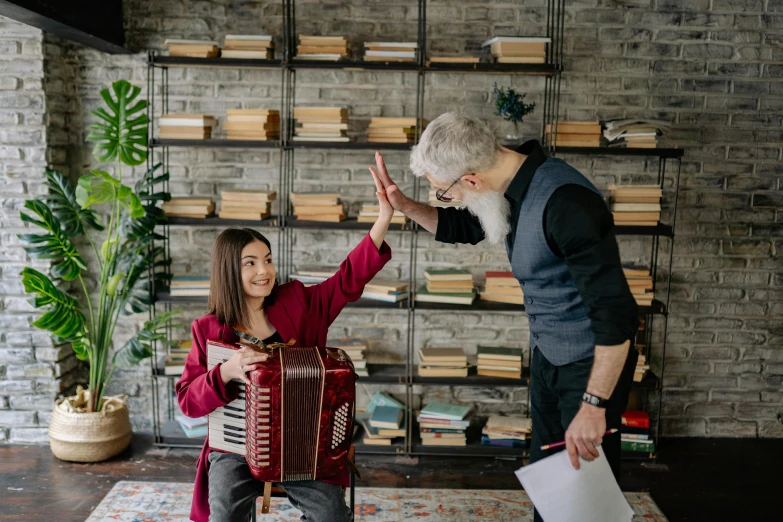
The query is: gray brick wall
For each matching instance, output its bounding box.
[1,0,781,441]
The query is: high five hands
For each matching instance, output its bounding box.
[369,151,411,212]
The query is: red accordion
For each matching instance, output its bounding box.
[207,339,355,482]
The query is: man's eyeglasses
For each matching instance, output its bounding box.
[435,177,461,203]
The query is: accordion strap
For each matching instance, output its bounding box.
[261,482,272,514]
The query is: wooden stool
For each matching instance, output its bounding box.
[250,446,357,521]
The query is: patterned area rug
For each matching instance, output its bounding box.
[86,481,668,521]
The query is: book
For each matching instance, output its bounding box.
[477,346,524,358]
[428,56,479,63]
[424,269,473,282]
[476,369,522,379]
[612,212,660,222]
[485,415,532,432]
[476,362,522,372]
[420,437,466,446]
[420,401,471,421]
[369,405,403,429]
[221,50,273,59]
[621,439,655,453]
[420,426,466,434]
[479,293,525,305]
[622,410,650,429]
[482,36,552,46]
[364,279,408,294]
[417,366,468,377]
[366,392,404,413]
[175,413,207,430]
[481,434,526,448]
[179,422,208,438]
[361,290,406,303]
[418,348,467,362]
[415,286,476,305]
[159,355,187,376]
[495,56,546,64]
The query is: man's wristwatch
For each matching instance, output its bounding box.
[582,392,609,408]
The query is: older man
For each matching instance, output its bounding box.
[371,112,639,519]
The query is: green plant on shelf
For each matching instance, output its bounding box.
[18,79,179,412]
[492,83,535,143]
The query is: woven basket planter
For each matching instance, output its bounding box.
[48,394,132,463]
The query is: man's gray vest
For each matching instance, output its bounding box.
[507,157,603,366]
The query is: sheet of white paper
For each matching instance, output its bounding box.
[515,446,633,522]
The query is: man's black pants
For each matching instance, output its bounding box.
[529,346,638,522]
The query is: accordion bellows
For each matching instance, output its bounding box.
[207,340,355,482]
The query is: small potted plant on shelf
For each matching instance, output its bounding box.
[492,83,535,144]
[18,79,178,462]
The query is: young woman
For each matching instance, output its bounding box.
[176,168,394,522]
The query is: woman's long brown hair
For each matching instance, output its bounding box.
[207,228,277,328]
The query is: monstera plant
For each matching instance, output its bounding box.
[18,80,177,460]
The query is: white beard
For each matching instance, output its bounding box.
[461,189,511,245]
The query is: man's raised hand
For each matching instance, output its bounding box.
[369,151,410,212]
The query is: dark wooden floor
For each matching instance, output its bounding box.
[0,437,778,521]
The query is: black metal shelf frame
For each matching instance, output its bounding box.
[146,0,678,462]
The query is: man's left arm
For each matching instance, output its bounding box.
[544,184,639,470]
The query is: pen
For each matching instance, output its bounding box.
[539,428,619,451]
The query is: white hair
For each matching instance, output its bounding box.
[461,189,511,245]
[410,112,501,184]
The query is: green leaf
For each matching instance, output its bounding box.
[107,272,125,296]
[20,267,87,341]
[86,80,148,167]
[112,337,152,368]
[18,200,87,281]
[37,170,104,236]
[112,309,183,369]
[76,170,144,218]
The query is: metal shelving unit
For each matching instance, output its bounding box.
[146,0,680,462]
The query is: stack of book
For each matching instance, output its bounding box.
[366,117,425,143]
[359,393,406,446]
[175,412,208,438]
[624,268,654,307]
[621,410,654,454]
[169,275,210,297]
[224,109,280,141]
[481,415,531,448]
[417,348,468,378]
[162,197,215,218]
[157,340,193,377]
[363,41,417,62]
[327,338,368,377]
[159,114,216,140]
[604,119,671,149]
[609,185,662,226]
[293,107,350,142]
[418,401,471,446]
[428,187,463,208]
[221,35,274,59]
[291,192,345,222]
[477,345,524,379]
[358,203,408,225]
[219,190,276,220]
[289,267,332,287]
[164,39,219,58]
[295,35,349,61]
[634,352,650,383]
[546,121,602,147]
[479,271,523,305]
[362,278,408,303]
[482,36,550,64]
[415,269,476,306]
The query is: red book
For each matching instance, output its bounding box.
[486,271,515,279]
[621,410,650,429]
